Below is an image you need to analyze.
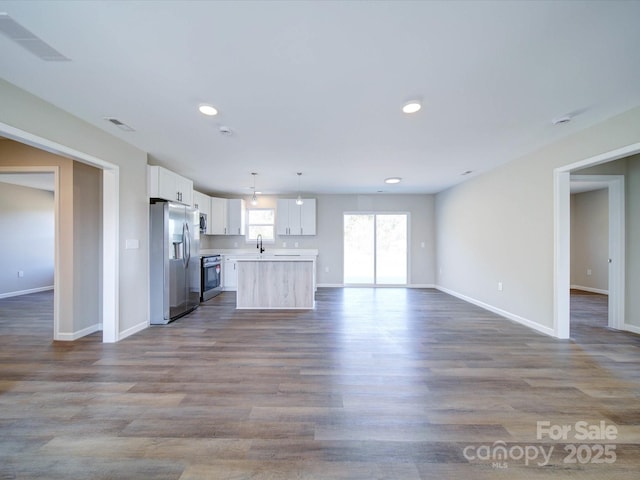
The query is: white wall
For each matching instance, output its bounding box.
[435,106,640,332]
[570,189,608,293]
[202,194,436,286]
[0,181,54,297]
[0,78,149,339]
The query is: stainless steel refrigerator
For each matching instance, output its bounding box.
[149,200,200,324]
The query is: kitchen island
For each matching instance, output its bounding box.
[236,257,315,309]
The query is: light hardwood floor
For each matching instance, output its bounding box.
[1,288,639,479]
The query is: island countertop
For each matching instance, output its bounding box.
[235,256,316,262]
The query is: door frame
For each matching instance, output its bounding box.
[0,121,120,343]
[343,211,410,286]
[554,142,640,338]
[570,175,624,330]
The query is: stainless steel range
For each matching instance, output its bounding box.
[201,254,222,301]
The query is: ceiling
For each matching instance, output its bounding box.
[0,172,54,191]
[1,1,639,196]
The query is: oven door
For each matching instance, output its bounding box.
[201,257,222,301]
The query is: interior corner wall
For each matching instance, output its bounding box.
[73,161,102,332]
[627,155,640,328]
[570,189,608,293]
[0,78,150,339]
[435,106,640,332]
[0,181,54,296]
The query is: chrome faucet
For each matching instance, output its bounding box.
[257,233,265,254]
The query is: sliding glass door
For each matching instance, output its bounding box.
[344,213,408,285]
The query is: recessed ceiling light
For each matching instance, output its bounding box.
[198,104,218,116]
[402,101,421,114]
[385,177,402,184]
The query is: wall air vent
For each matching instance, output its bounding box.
[0,13,70,61]
[104,117,135,132]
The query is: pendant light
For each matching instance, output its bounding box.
[251,172,258,205]
[295,172,304,205]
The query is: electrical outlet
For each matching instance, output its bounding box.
[18,270,24,278]
[233,242,238,247]
[325,267,329,273]
[421,241,425,248]
[294,242,299,247]
[282,242,287,248]
[587,269,592,276]
[498,281,503,291]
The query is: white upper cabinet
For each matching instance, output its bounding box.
[148,165,193,206]
[276,198,316,236]
[299,199,316,235]
[209,196,227,235]
[210,197,245,235]
[193,191,211,233]
[227,199,246,236]
[192,191,210,215]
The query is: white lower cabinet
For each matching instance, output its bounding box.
[223,256,238,290]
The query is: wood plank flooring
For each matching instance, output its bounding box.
[1,288,640,479]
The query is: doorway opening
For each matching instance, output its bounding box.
[0,122,120,343]
[555,143,640,338]
[569,179,615,334]
[343,213,408,286]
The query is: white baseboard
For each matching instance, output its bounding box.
[0,285,54,299]
[55,320,148,342]
[55,323,101,341]
[435,285,556,338]
[570,285,609,295]
[408,284,436,289]
[622,323,640,335]
[118,320,149,341]
[317,284,344,288]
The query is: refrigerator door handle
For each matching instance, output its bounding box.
[181,223,187,267]
[184,222,191,266]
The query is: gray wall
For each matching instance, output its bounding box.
[435,106,640,331]
[73,161,102,332]
[0,181,54,296]
[203,194,436,286]
[570,189,609,292]
[0,78,149,339]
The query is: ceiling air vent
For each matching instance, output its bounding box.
[0,13,70,61]
[104,117,135,132]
